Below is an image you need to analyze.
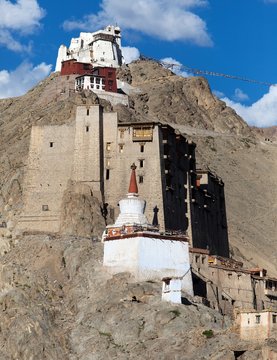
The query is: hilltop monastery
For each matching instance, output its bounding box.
[14,25,277,341]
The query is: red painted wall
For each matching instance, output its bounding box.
[94,67,117,93]
[60,59,93,76]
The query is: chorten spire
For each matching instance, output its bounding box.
[128,163,138,195]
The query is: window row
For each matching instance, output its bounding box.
[106,142,145,153]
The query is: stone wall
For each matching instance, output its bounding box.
[18,105,106,233]
[190,251,277,317]
[103,235,193,295]
[239,311,277,341]
[104,123,166,228]
[191,171,229,257]
[18,124,75,232]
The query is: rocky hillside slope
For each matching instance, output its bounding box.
[0,234,274,360]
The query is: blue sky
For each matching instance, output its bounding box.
[1,0,277,127]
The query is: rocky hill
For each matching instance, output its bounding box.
[0,234,274,360]
[0,60,276,358]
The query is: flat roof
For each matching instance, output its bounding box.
[105,231,189,242]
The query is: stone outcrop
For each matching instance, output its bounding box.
[60,181,106,239]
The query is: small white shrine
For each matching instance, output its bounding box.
[103,164,193,302]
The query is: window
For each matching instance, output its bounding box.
[106,142,111,151]
[139,159,144,168]
[49,142,54,148]
[86,126,89,132]
[87,109,89,116]
[106,169,110,180]
[42,205,49,211]
[255,315,261,324]
[119,144,124,153]
[133,127,153,141]
[109,208,114,220]
[247,318,250,325]
[140,145,144,153]
[139,175,144,184]
[273,315,277,324]
[120,130,124,139]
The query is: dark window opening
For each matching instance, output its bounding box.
[50,142,54,148]
[139,159,144,168]
[87,109,90,116]
[109,208,114,221]
[255,315,261,324]
[273,315,277,324]
[86,126,89,132]
[42,205,49,211]
[106,169,110,180]
[139,175,144,184]
[140,145,144,153]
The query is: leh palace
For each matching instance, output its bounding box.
[7,25,277,344]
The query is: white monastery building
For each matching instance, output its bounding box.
[103,164,193,303]
[55,25,123,72]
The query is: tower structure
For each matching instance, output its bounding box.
[55,25,123,72]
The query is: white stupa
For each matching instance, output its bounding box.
[103,164,194,301]
[113,163,148,227]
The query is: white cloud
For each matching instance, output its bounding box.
[122,46,140,64]
[233,88,249,102]
[0,29,32,52]
[221,85,277,127]
[161,57,191,77]
[63,0,212,46]
[0,62,52,99]
[0,0,45,52]
[213,90,225,98]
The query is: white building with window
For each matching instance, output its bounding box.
[75,75,105,92]
[55,25,123,72]
[238,310,277,341]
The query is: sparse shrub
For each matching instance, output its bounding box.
[99,331,112,337]
[170,309,181,317]
[202,329,214,338]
